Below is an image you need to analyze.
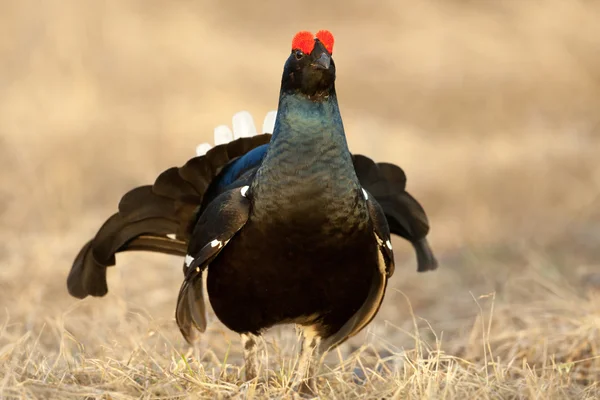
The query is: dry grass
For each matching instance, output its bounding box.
[1,0,600,398]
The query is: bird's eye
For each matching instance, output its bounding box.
[294,50,304,60]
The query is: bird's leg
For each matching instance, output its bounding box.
[241,333,261,381]
[295,326,322,395]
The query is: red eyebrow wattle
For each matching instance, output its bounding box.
[316,30,334,54]
[291,31,315,54]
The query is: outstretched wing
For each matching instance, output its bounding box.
[175,186,251,343]
[67,134,271,299]
[353,154,437,272]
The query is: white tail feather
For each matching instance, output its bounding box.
[232,111,257,139]
[196,143,212,156]
[214,125,234,146]
[262,110,277,133]
[197,110,278,156]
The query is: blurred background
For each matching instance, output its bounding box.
[1,0,600,396]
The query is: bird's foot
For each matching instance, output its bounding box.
[297,377,318,397]
[241,332,262,382]
[293,325,322,397]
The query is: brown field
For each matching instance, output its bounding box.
[1,1,600,398]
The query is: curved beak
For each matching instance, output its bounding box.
[312,52,331,70]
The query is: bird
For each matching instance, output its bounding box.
[67,29,438,393]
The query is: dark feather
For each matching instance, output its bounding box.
[320,262,386,351]
[320,193,395,351]
[353,154,437,272]
[366,193,395,276]
[67,135,271,299]
[176,187,251,343]
[119,235,187,256]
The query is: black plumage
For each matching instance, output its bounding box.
[67,134,271,299]
[67,29,437,391]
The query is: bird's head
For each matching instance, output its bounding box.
[281,30,336,99]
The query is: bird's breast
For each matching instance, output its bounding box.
[250,180,370,242]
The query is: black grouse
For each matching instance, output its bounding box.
[67,30,438,392]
